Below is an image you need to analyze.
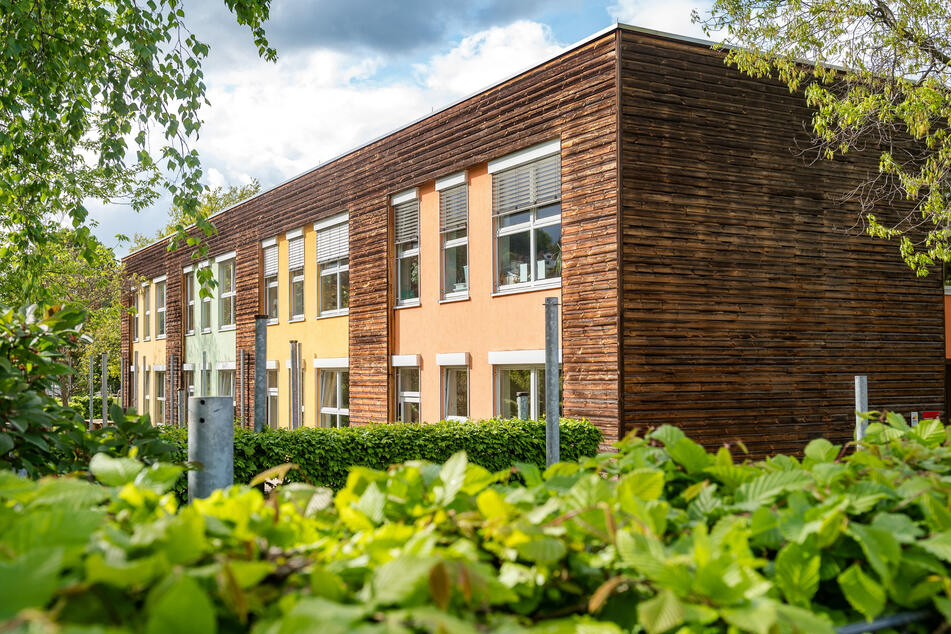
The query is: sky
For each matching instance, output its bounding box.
[91,0,714,251]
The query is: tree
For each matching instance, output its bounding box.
[128,179,262,252]
[0,0,274,296]
[696,0,951,274]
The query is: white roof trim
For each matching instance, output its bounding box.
[216,361,236,370]
[435,171,467,191]
[266,360,278,370]
[181,363,195,371]
[261,237,277,249]
[436,352,470,367]
[152,275,167,284]
[314,212,348,232]
[488,139,560,174]
[214,250,236,263]
[391,354,420,367]
[488,349,562,365]
[391,188,418,205]
[152,364,166,371]
[313,356,349,369]
[285,228,303,240]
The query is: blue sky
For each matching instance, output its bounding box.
[91,0,713,251]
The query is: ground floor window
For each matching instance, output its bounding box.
[396,367,420,423]
[143,369,151,421]
[155,371,166,425]
[318,369,349,428]
[267,370,279,429]
[496,366,562,420]
[184,370,195,396]
[218,369,235,402]
[201,367,211,396]
[442,367,468,421]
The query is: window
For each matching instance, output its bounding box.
[288,235,305,319]
[497,366,562,420]
[318,369,349,427]
[219,259,235,328]
[396,367,420,423]
[155,280,166,337]
[316,214,349,316]
[200,270,212,333]
[393,193,419,305]
[492,153,561,290]
[132,293,139,341]
[184,370,195,396]
[143,286,151,340]
[155,371,166,425]
[443,367,468,421]
[267,370,279,429]
[438,179,468,298]
[218,369,235,401]
[201,364,211,396]
[263,242,279,321]
[184,271,195,334]
[143,368,151,420]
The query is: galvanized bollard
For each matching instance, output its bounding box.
[187,396,234,500]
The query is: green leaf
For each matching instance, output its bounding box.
[734,470,812,509]
[667,438,712,474]
[919,531,951,563]
[837,564,885,620]
[618,468,665,506]
[516,536,567,565]
[847,524,900,582]
[637,589,684,634]
[720,600,777,634]
[804,438,839,463]
[145,574,216,634]
[435,451,467,505]
[89,452,144,486]
[0,547,63,620]
[774,603,835,634]
[773,542,820,606]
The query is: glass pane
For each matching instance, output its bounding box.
[220,262,234,293]
[404,401,420,423]
[534,223,562,281]
[339,415,349,428]
[340,269,349,309]
[536,202,561,221]
[156,401,164,425]
[157,312,166,335]
[320,269,338,313]
[443,243,468,294]
[537,367,563,419]
[319,413,334,428]
[399,367,419,394]
[268,394,279,429]
[320,371,337,409]
[497,230,531,286]
[341,371,349,408]
[201,300,210,330]
[266,282,279,319]
[398,254,419,301]
[498,209,530,228]
[445,368,467,418]
[291,279,304,316]
[499,369,531,419]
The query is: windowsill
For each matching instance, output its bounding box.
[133,339,139,343]
[945,285,951,295]
[316,309,349,319]
[288,317,306,323]
[394,300,420,310]
[185,330,194,337]
[439,294,469,304]
[201,329,211,335]
[267,318,279,326]
[156,334,166,340]
[219,325,236,332]
[144,337,151,342]
[445,415,467,422]
[492,278,561,297]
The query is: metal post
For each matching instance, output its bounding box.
[289,340,299,429]
[101,352,108,425]
[517,392,530,419]
[254,315,267,432]
[88,355,95,429]
[544,297,560,466]
[855,375,868,441]
[178,388,186,428]
[187,396,234,500]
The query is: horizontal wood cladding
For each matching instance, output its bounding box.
[618,30,944,455]
[123,33,621,434]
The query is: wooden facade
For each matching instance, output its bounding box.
[121,25,946,452]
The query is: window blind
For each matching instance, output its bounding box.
[263,245,278,277]
[288,237,304,271]
[316,220,348,263]
[439,184,468,234]
[394,200,419,245]
[491,153,561,217]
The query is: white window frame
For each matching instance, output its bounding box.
[317,368,349,428]
[132,293,139,342]
[218,258,236,330]
[155,370,166,425]
[218,369,235,401]
[265,274,279,322]
[494,209,561,293]
[143,368,151,419]
[396,366,420,423]
[437,174,469,301]
[267,369,279,429]
[155,279,166,338]
[393,189,420,307]
[183,370,195,396]
[442,366,469,421]
[199,262,212,334]
[290,267,305,320]
[494,365,561,420]
[318,258,349,317]
[184,271,196,335]
[143,285,151,341]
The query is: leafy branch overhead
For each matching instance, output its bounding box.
[0,0,274,292]
[697,0,951,274]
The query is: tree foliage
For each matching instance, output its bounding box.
[697,0,951,274]
[0,0,273,291]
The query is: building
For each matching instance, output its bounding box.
[121,24,946,455]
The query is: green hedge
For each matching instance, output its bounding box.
[159,418,602,490]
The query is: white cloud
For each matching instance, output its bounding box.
[608,0,713,39]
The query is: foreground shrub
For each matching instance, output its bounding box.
[159,418,602,490]
[3,415,951,632]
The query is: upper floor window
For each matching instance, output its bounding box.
[218,257,236,329]
[132,292,139,341]
[155,278,166,337]
[142,285,151,340]
[288,232,305,320]
[490,142,562,291]
[393,189,419,306]
[184,270,195,335]
[316,213,349,316]
[437,173,468,299]
[262,240,279,321]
